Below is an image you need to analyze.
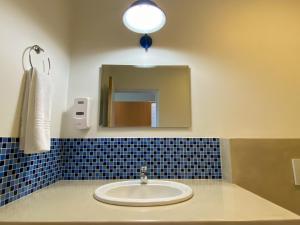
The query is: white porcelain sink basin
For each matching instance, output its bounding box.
[94,180,193,206]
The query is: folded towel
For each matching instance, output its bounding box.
[20,68,52,154]
[20,69,32,151]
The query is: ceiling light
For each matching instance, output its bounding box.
[123,0,166,34]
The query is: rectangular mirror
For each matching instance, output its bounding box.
[100,65,191,128]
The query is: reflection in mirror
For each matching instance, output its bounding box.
[100,65,191,128]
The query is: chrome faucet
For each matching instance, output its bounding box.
[140,166,148,184]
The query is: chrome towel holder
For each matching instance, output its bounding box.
[23,45,51,75]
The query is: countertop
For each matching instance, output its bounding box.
[0,180,299,225]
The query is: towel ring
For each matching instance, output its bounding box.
[23,45,51,75]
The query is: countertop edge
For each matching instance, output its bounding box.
[1,219,300,225]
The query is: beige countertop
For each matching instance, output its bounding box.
[0,180,299,225]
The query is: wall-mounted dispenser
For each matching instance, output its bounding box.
[73,97,91,129]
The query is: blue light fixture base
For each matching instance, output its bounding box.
[140,34,152,51]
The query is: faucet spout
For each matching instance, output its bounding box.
[140,166,148,184]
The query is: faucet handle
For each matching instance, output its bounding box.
[140,166,148,184]
[141,166,147,173]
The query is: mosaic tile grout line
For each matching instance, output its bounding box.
[0,137,222,207]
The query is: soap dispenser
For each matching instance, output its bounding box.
[73,97,91,129]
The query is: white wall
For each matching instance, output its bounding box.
[1,0,300,138]
[63,0,300,138]
[0,0,71,137]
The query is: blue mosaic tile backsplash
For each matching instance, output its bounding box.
[61,138,221,180]
[0,137,221,207]
[0,138,62,207]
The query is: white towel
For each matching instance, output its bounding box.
[20,68,52,154]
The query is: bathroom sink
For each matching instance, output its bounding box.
[94,180,193,206]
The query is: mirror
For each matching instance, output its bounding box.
[100,65,191,128]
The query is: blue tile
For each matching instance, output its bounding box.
[0,138,62,207]
[0,137,222,207]
[61,138,222,180]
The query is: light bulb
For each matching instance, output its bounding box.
[123,0,166,34]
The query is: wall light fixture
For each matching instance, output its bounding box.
[123,0,166,51]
